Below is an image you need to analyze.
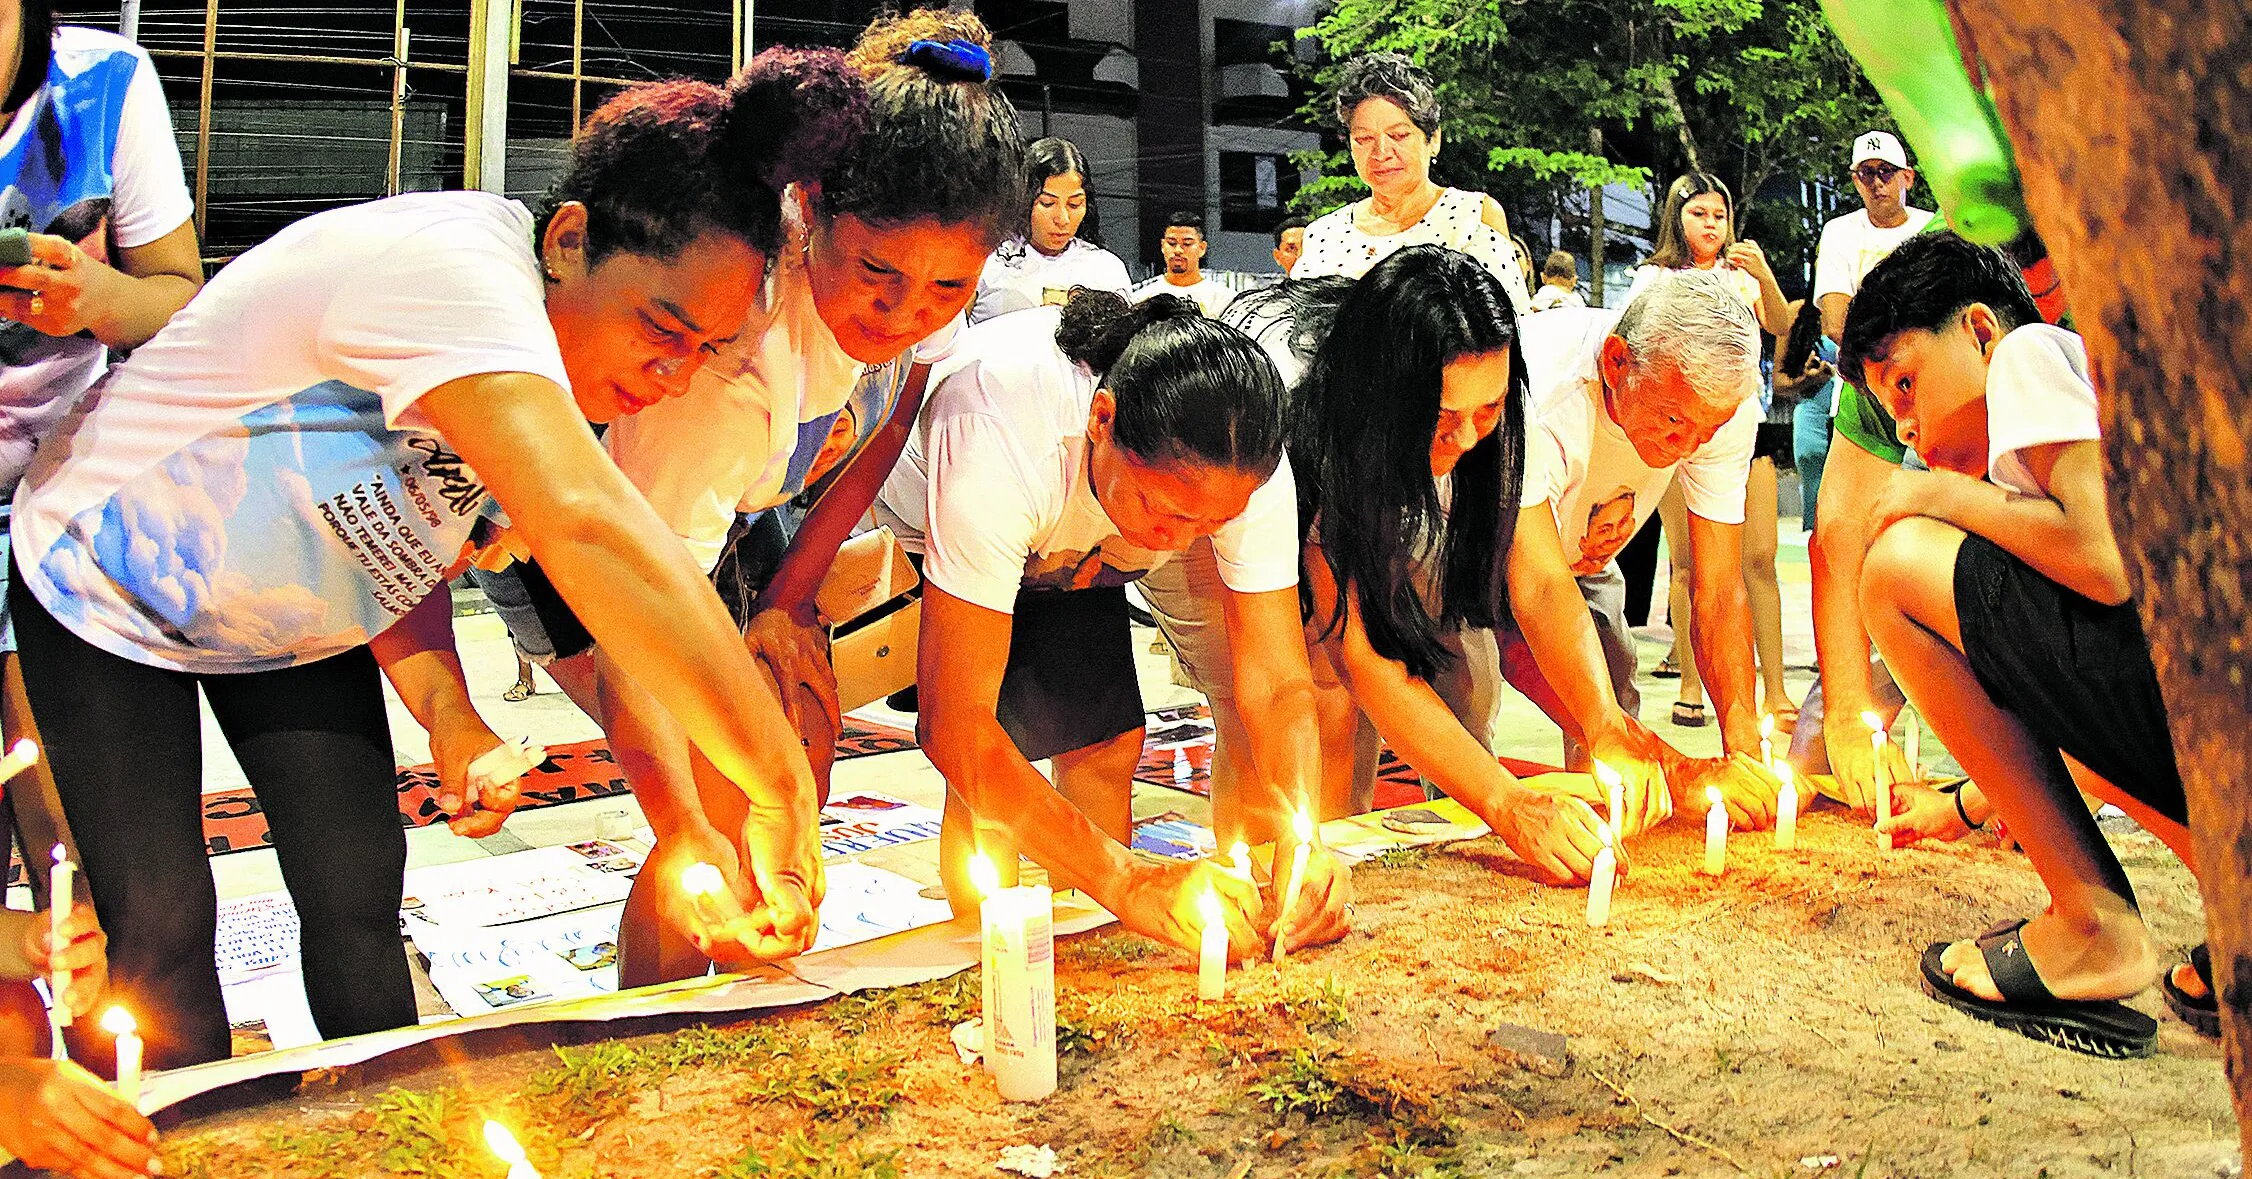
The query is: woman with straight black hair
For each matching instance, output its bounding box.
[970,136,1130,322]
[1143,245,1612,882]
[874,289,1349,957]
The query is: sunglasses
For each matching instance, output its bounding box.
[1852,164,1903,186]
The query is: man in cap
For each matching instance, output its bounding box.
[1815,131,1937,344]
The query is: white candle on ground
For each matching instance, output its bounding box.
[482,1120,541,1179]
[1585,825,1617,927]
[1274,807,1314,961]
[1594,760,1625,834]
[1196,888,1227,1000]
[1774,763,1798,852]
[0,738,38,783]
[1863,711,1894,851]
[101,1007,141,1107]
[982,880,1056,1101]
[1703,787,1728,876]
[48,844,72,1034]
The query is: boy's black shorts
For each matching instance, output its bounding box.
[1954,533,2185,825]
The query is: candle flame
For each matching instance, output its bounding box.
[482,1120,530,1166]
[1228,841,1250,873]
[1760,713,1774,739]
[1775,761,1794,789]
[8,738,33,761]
[50,842,64,866]
[679,861,724,899]
[1290,807,1314,843]
[1196,887,1224,926]
[1592,760,1623,789]
[968,852,1001,900]
[99,1006,135,1037]
[1705,786,1723,807]
[1861,710,1885,734]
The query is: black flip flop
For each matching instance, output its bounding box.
[1918,918,2158,1059]
[2161,944,2221,1039]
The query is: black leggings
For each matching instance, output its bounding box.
[9,563,414,1070]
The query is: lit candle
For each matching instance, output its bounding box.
[1703,787,1727,876]
[977,862,1056,1102]
[48,844,72,1037]
[680,860,726,928]
[482,1120,541,1179]
[1862,711,1893,851]
[969,852,1002,1078]
[1274,806,1313,961]
[0,738,37,782]
[1196,888,1227,1000]
[1585,824,1616,927]
[1228,841,1253,883]
[1594,760,1626,834]
[1774,762,1798,852]
[101,1007,140,1107]
[1759,713,1775,771]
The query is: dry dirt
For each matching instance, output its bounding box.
[156,804,2236,1179]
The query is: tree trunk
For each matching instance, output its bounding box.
[1947,0,2252,1150]
[1588,128,1608,307]
[1651,69,1704,174]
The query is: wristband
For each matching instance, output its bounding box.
[1946,781,1983,831]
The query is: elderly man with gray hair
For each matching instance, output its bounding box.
[1492,268,1789,827]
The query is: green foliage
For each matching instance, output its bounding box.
[892,969,981,1026]
[718,1129,903,1179]
[1057,990,1137,1056]
[258,1088,499,1179]
[1282,974,1354,1034]
[1288,0,1899,279]
[1365,844,1433,869]
[743,1039,905,1123]
[1249,1046,1363,1119]
[523,1024,779,1127]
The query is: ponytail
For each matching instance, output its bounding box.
[1054,289,1286,478]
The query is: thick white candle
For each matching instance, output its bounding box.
[483,1120,541,1179]
[1863,711,1893,851]
[1594,760,1625,834]
[1196,888,1227,1000]
[1703,787,1727,876]
[101,1007,141,1106]
[0,738,38,783]
[1274,807,1313,961]
[49,845,72,1033]
[983,884,1056,1101]
[1775,764,1798,852]
[1585,825,1616,927]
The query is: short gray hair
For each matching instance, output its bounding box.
[1612,269,1761,410]
[1331,52,1441,136]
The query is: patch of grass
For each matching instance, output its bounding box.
[745,1038,905,1122]
[1369,1133,1465,1178]
[1367,844,1434,869]
[826,988,904,1036]
[523,1023,778,1128]
[896,969,981,1026]
[1152,1111,1194,1146]
[1249,1046,1361,1119]
[254,1087,505,1179]
[1056,990,1137,1056]
[717,1128,902,1179]
[1282,974,1353,1034]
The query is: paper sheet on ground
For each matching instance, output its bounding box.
[819,791,943,858]
[404,845,634,928]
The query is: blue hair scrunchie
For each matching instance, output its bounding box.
[899,38,992,82]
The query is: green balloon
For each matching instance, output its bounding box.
[1819,0,2025,245]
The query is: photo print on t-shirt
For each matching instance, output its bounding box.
[1572,487,1638,576]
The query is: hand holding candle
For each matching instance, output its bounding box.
[100,1007,141,1107]
[48,845,73,1038]
[1196,888,1227,999]
[1702,787,1728,876]
[1273,806,1314,959]
[1774,762,1798,852]
[1862,711,1895,851]
[1585,824,1617,927]
[1594,760,1626,836]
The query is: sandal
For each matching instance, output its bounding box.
[1918,918,2158,1058]
[2161,944,2221,1039]
[503,679,535,702]
[1670,701,1707,728]
[1653,656,1682,679]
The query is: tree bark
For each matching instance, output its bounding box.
[1947,0,2252,1150]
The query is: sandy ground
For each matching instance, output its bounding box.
[155,801,2236,1179]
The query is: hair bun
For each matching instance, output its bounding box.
[899,38,993,82]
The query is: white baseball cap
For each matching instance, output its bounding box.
[1851,130,1909,170]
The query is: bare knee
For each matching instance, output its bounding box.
[1861,517,1963,638]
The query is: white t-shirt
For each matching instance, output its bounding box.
[0,28,195,495]
[971,236,1131,324]
[1623,263,1762,315]
[1518,308,1760,577]
[1131,274,1233,318]
[1985,324,2098,498]
[13,192,570,672]
[1529,285,1585,312]
[871,306,1299,614]
[1812,206,1937,304]
[602,195,865,572]
[1295,187,1532,315]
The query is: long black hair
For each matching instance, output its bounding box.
[1055,289,1287,478]
[1293,245,1528,681]
[1023,135,1103,247]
